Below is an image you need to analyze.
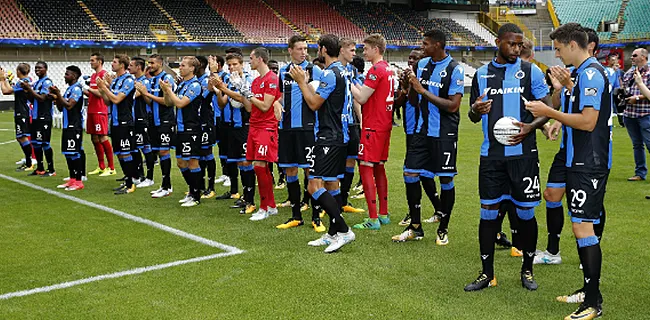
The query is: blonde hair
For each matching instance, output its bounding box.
[363,33,386,54]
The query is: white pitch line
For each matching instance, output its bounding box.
[0,252,240,300]
[0,128,10,131]
[0,140,15,145]
[0,173,245,300]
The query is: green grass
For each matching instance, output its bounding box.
[0,100,648,319]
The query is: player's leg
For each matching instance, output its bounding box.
[374,132,391,224]
[202,148,217,198]
[421,176,442,222]
[535,151,567,264]
[88,116,107,174]
[29,122,44,174]
[341,127,363,213]
[42,122,55,175]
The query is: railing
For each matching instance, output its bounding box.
[546,0,560,29]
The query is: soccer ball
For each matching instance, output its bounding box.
[493,116,521,146]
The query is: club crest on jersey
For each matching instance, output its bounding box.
[439,70,447,78]
[515,70,526,80]
[368,74,377,81]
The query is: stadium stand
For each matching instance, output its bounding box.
[156,0,243,41]
[620,0,650,40]
[326,1,422,43]
[0,0,39,39]
[17,0,103,36]
[552,0,618,40]
[207,0,297,42]
[452,17,497,45]
[83,0,177,37]
[265,0,366,40]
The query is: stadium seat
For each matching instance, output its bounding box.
[620,0,650,39]
[0,1,39,39]
[553,0,619,35]
[207,0,297,42]
[83,0,176,37]
[156,0,243,41]
[17,0,103,36]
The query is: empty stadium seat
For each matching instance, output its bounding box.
[18,0,103,35]
[620,0,650,39]
[207,0,297,42]
[84,0,177,37]
[156,0,242,41]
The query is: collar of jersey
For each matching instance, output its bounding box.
[326,61,342,70]
[115,72,132,82]
[491,57,520,69]
[576,57,598,73]
[428,54,452,65]
[179,76,198,86]
[35,76,49,85]
[153,71,166,80]
[198,73,208,82]
[136,74,147,81]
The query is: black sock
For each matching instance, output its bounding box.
[207,158,216,191]
[479,217,498,278]
[341,167,354,205]
[546,202,564,255]
[517,208,538,273]
[79,149,86,176]
[220,158,228,176]
[161,155,172,189]
[44,146,55,172]
[199,160,207,192]
[33,145,44,171]
[594,207,606,242]
[421,177,442,213]
[145,151,155,180]
[228,162,239,194]
[21,142,32,166]
[438,180,455,232]
[504,201,520,249]
[287,175,301,220]
[65,157,74,178]
[331,189,343,210]
[578,237,602,306]
[405,176,422,225]
[133,151,144,178]
[302,175,310,204]
[314,190,347,235]
[240,166,255,204]
[181,168,191,186]
[74,157,83,180]
[123,158,134,188]
[190,168,202,200]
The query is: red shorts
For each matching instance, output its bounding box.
[358,128,391,163]
[86,113,109,135]
[246,127,278,163]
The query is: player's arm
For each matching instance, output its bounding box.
[410,65,463,113]
[634,69,650,100]
[549,66,573,108]
[351,84,374,105]
[468,74,490,123]
[243,92,275,113]
[50,86,78,110]
[0,69,13,94]
[289,65,327,111]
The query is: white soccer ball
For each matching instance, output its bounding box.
[493,116,521,146]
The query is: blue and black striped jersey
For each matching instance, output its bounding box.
[175,76,202,132]
[110,73,135,127]
[150,71,177,126]
[279,60,323,130]
[31,76,53,121]
[314,61,350,146]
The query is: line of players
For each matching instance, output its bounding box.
[2,23,610,319]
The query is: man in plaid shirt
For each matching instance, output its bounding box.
[622,48,650,181]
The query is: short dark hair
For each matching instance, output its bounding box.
[149,54,163,63]
[318,34,341,58]
[114,54,130,69]
[252,47,270,64]
[215,55,225,67]
[66,65,82,79]
[268,59,278,65]
[225,47,242,55]
[225,53,243,64]
[351,56,365,73]
[497,23,523,39]
[131,57,146,71]
[549,23,588,49]
[91,52,104,64]
[196,55,208,70]
[36,61,48,69]
[288,35,307,49]
[17,63,30,76]
[584,27,599,53]
[423,29,447,48]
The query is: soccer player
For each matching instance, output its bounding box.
[289,34,355,253]
[136,54,177,198]
[337,38,365,215]
[195,56,218,199]
[275,36,327,231]
[50,66,85,191]
[351,33,395,230]
[525,22,611,320]
[212,53,257,214]
[237,47,282,221]
[464,23,550,292]
[0,63,34,172]
[21,61,56,176]
[391,30,464,245]
[97,54,137,195]
[129,57,155,188]
[161,56,204,207]
[85,53,116,177]
[209,55,231,187]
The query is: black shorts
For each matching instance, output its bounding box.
[111,125,135,155]
[175,131,201,159]
[278,130,315,168]
[200,124,217,149]
[566,170,609,223]
[347,124,360,159]
[151,124,176,151]
[227,126,248,162]
[404,134,429,175]
[134,122,151,149]
[311,144,346,181]
[479,157,541,208]
[15,116,30,138]
[214,118,221,142]
[31,120,52,144]
[430,139,458,177]
[218,122,230,159]
[546,149,567,189]
[61,128,83,155]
